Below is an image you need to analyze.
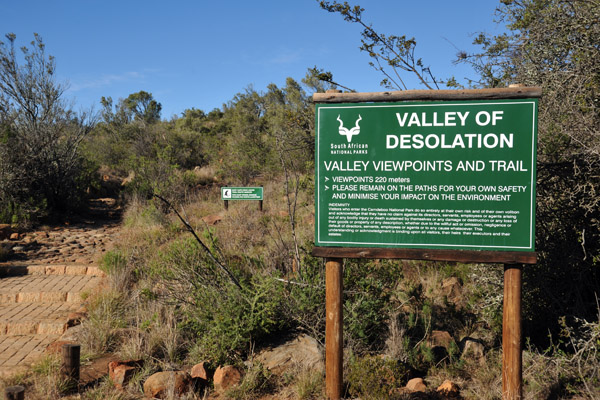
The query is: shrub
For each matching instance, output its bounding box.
[346,354,411,400]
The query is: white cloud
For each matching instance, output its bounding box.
[67,70,150,92]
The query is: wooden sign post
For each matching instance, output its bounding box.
[503,264,523,398]
[313,88,541,400]
[325,258,344,400]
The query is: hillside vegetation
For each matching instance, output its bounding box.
[1,0,599,398]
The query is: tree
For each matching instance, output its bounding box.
[459,0,600,343]
[318,1,441,90]
[319,0,600,346]
[0,33,95,220]
[123,90,162,124]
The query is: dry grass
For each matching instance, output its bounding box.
[13,173,598,399]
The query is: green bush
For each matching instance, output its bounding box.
[346,354,411,399]
[343,260,403,352]
[184,272,288,365]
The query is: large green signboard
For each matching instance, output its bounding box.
[315,99,538,251]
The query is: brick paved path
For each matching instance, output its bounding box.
[0,198,119,377]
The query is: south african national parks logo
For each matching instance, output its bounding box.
[337,115,362,142]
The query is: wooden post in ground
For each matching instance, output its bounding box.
[325,258,344,400]
[61,343,80,388]
[224,200,229,210]
[503,264,523,400]
[259,200,263,211]
[4,386,24,400]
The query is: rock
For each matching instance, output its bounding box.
[406,377,427,392]
[190,362,211,391]
[461,337,486,363]
[143,371,191,399]
[190,361,211,381]
[437,379,461,397]
[9,232,19,241]
[109,359,144,390]
[213,365,242,392]
[0,241,13,254]
[0,224,12,240]
[202,214,222,225]
[442,277,463,304]
[256,334,324,375]
[67,312,86,327]
[428,330,454,349]
[46,340,75,355]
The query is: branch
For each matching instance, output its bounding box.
[152,193,242,290]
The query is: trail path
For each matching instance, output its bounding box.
[0,198,120,377]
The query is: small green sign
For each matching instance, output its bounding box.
[315,99,538,251]
[221,187,263,200]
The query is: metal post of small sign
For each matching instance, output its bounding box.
[312,87,541,400]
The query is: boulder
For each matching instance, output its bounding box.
[0,224,11,239]
[256,334,324,374]
[143,371,191,399]
[202,214,223,225]
[213,365,242,392]
[109,359,144,390]
[428,330,454,349]
[9,232,19,241]
[45,341,75,355]
[461,337,486,364]
[441,277,463,305]
[190,361,211,390]
[190,361,211,381]
[406,377,427,392]
[437,379,461,397]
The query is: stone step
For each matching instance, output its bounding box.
[0,303,82,335]
[0,274,101,304]
[0,334,60,375]
[0,263,105,277]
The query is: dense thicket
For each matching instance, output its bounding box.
[461,0,600,344]
[84,71,330,203]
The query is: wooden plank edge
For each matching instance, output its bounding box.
[311,247,537,264]
[313,87,542,103]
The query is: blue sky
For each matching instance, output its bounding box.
[1,1,506,119]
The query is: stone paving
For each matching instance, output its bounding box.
[0,198,120,377]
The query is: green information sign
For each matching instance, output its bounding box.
[221,187,263,200]
[315,99,538,251]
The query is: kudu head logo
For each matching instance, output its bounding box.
[337,115,362,142]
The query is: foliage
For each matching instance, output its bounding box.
[122,90,161,124]
[140,235,288,365]
[458,0,600,345]
[343,260,402,352]
[80,290,129,355]
[318,1,441,90]
[0,33,96,221]
[346,354,411,399]
[225,363,275,400]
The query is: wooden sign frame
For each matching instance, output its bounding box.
[313,87,541,400]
